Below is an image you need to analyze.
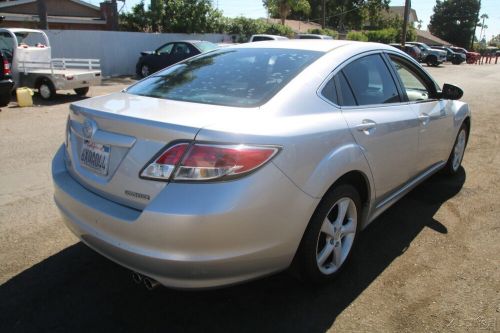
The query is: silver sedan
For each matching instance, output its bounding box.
[52,40,470,289]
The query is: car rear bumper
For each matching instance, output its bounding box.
[52,145,318,288]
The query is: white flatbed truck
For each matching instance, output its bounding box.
[0,28,101,100]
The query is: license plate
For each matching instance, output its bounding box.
[80,140,110,175]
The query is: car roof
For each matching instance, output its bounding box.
[231,39,392,53]
[171,40,214,44]
[251,34,287,38]
[0,28,44,33]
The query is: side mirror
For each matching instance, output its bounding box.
[441,83,463,100]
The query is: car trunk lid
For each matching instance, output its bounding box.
[65,92,244,210]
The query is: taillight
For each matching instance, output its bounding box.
[141,143,190,180]
[3,58,11,77]
[141,143,279,181]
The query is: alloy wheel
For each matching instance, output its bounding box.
[141,65,150,77]
[452,129,466,171]
[316,197,357,275]
[39,84,52,99]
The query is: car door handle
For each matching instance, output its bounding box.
[355,120,377,132]
[418,113,430,126]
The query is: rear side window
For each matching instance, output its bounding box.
[193,41,218,53]
[342,54,400,105]
[337,72,357,106]
[299,35,320,39]
[321,77,338,104]
[157,43,173,55]
[127,48,323,107]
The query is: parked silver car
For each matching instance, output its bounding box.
[52,40,470,289]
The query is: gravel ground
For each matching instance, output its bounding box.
[0,64,498,333]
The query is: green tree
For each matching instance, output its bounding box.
[429,0,480,48]
[263,0,311,25]
[285,0,389,31]
[119,0,226,33]
[364,0,391,28]
[119,1,152,32]
[478,13,489,41]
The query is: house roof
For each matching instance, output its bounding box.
[415,29,451,45]
[0,0,100,11]
[0,12,106,25]
[0,0,105,25]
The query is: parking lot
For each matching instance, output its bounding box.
[0,63,499,332]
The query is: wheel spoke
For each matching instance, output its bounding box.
[320,218,335,237]
[334,198,350,227]
[317,243,334,266]
[333,242,342,267]
[341,219,356,235]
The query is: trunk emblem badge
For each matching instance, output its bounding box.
[83,119,97,139]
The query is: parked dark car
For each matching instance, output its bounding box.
[431,46,465,65]
[389,43,421,61]
[450,47,480,64]
[135,40,218,78]
[0,50,13,107]
[406,42,447,66]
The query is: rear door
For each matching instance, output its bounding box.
[170,42,194,64]
[332,53,421,200]
[152,42,174,72]
[387,53,454,172]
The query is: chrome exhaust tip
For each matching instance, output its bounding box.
[143,277,160,290]
[132,271,143,284]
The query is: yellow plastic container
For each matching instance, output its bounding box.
[16,87,34,107]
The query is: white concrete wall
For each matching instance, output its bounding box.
[44,30,231,77]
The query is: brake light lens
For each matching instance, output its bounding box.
[141,143,189,180]
[3,58,11,77]
[141,143,279,181]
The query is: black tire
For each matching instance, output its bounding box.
[426,56,438,67]
[139,64,150,78]
[443,123,468,176]
[0,92,11,107]
[37,79,56,100]
[74,87,89,96]
[294,184,361,284]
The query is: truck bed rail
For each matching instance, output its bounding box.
[18,58,100,75]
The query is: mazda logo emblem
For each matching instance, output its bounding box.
[83,119,97,139]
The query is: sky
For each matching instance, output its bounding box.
[86,0,500,40]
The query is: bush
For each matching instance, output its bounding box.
[264,23,294,38]
[226,17,292,42]
[394,27,417,43]
[365,28,398,43]
[307,28,338,39]
[227,17,265,42]
[346,31,368,42]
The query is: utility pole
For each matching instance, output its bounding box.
[322,0,326,29]
[401,0,410,46]
[36,0,48,30]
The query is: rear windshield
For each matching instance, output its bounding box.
[252,36,274,41]
[126,48,323,107]
[193,41,218,53]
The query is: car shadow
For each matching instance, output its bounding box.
[0,169,466,332]
[31,93,91,106]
